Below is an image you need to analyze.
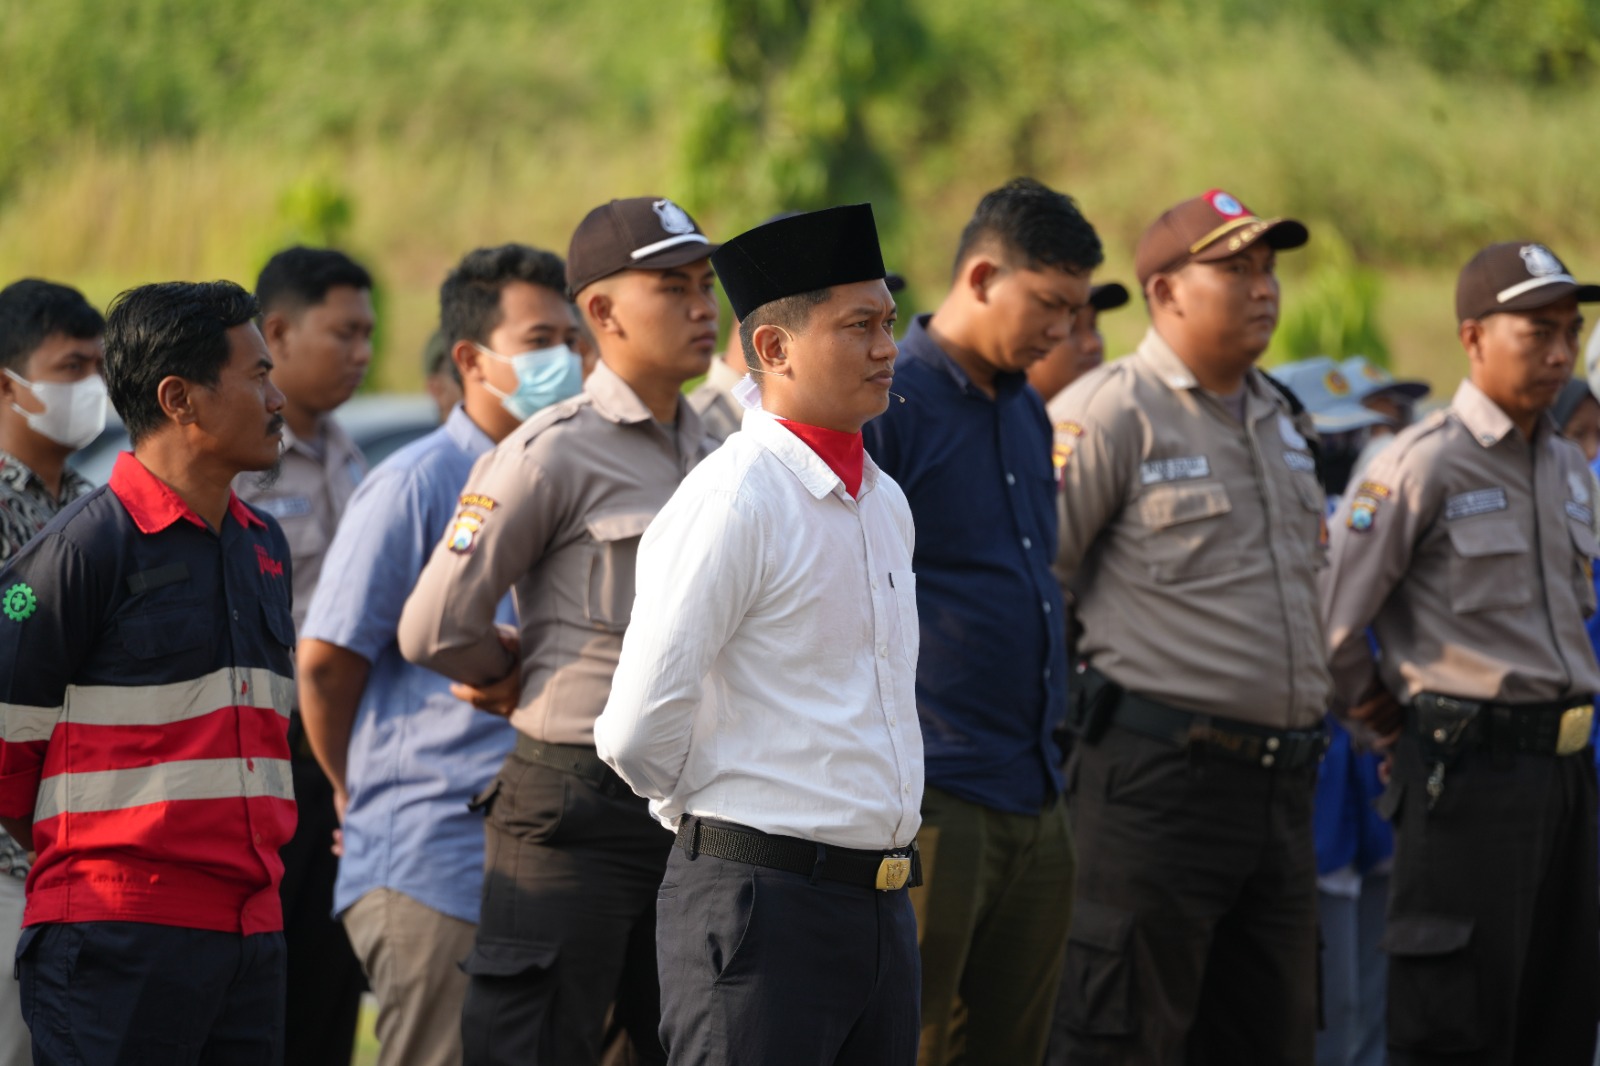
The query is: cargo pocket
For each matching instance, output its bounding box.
[460,940,559,1061]
[1447,518,1531,613]
[583,510,655,632]
[1381,914,1482,1054]
[1058,899,1136,1036]
[1134,481,1243,583]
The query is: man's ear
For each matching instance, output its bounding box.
[584,288,623,339]
[1459,318,1485,365]
[750,323,790,377]
[452,339,485,384]
[962,256,1001,305]
[156,376,199,427]
[259,310,292,358]
[1148,273,1179,316]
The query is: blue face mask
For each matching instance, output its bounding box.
[477,343,584,420]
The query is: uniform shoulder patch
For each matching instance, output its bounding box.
[459,493,498,512]
[447,511,484,554]
[2,583,37,621]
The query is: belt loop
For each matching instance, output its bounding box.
[810,843,827,885]
[1490,706,1514,767]
[686,816,701,860]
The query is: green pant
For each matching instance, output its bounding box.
[910,784,1075,1066]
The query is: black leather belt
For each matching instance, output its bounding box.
[513,735,633,798]
[676,816,921,891]
[1409,693,1594,758]
[1111,690,1328,770]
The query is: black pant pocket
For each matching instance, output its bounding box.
[461,939,560,1062]
[1059,899,1136,1037]
[1381,913,1482,1054]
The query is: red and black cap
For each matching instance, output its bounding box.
[566,197,717,296]
[1135,189,1308,287]
[1454,241,1600,323]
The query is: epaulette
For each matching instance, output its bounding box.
[514,394,594,446]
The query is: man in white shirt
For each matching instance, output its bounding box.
[596,204,925,1066]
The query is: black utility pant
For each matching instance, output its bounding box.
[1049,725,1319,1066]
[463,741,671,1066]
[1380,732,1599,1065]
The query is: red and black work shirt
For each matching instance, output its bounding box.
[0,452,297,934]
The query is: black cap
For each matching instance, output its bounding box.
[1455,241,1600,323]
[1090,282,1129,312]
[566,197,716,296]
[712,204,887,320]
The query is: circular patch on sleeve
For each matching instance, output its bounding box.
[2,583,37,622]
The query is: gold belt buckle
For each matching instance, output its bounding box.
[875,855,911,891]
[1557,704,1593,756]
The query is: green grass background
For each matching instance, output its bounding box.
[5,0,1600,399]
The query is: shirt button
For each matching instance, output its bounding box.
[879,646,888,658]
[888,715,897,726]
[253,832,262,844]
[1043,667,1052,681]
[1021,536,1032,550]
[871,579,879,591]
[1006,472,1016,486]
[1042,601,1052,614]
[903,783,912,794]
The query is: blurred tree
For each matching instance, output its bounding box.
[1270,227,1392,366]
[674,0,953,228]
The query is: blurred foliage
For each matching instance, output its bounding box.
[1270,229,1392,366]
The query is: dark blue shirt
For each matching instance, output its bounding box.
[863,315,1066,814]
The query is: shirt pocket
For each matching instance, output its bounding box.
[119,601,210,661]
[583,509,655,632]
[1568,517,1599,617]
[1133,481,1243,583]
[888,570,919,668]
[1446,516,1532,613]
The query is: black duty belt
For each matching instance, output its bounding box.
[1111,690,1328,770]
[1409,693,1594,758]
[513,735,633,798]
[676,816,921,892]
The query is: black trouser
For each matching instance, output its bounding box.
[17,921,285,1064]
[279,753,364,1066]
[1049,725,1319,1066]
[463,743,672,1066]
[1380,732,1599,1065]
[656,845,920,1065]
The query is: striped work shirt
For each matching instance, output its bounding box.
[0,452,297,934]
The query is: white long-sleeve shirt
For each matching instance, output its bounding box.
[595,408,924,850]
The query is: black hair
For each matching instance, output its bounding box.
[737,288,832,372]
[0,279,105,373]
[105,281,260,445]
[255,246,373,317]
[952,178,1104,278]
[439,244,569,349]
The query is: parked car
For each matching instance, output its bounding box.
[68,393,442,484]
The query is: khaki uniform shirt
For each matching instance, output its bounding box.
[398,361,710,746]
[1052,328,1331,729]
[687,358,745,444]
[1322,378,1600,711]
[234,418,365,628]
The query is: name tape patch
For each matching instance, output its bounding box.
[1445,487,1508,521]
[1140,455,1211,485]
[253,495,313,519]
[1283,451,1317,474]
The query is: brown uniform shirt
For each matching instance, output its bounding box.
[1051,328,1331,729]
[686,358,744,445]
[234,418,365,628]
[398,361,710,746]
[1322,378,1600,712]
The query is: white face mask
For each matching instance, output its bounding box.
[5,370,109,450]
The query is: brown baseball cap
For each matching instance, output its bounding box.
[1134,189,1308,287]
[1454,241,1600,322]
[566,197,717,296]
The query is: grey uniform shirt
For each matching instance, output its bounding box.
[398,361,710,746]
[1323,378,1600,711]
[1052,328,1332,729]
[234,418,365,629]
[686,358,745,445]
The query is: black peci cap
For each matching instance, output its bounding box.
[711,204,887,320]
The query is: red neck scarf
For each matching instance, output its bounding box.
[778,419,865,498]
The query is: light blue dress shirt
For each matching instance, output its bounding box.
[302,406,516,923]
